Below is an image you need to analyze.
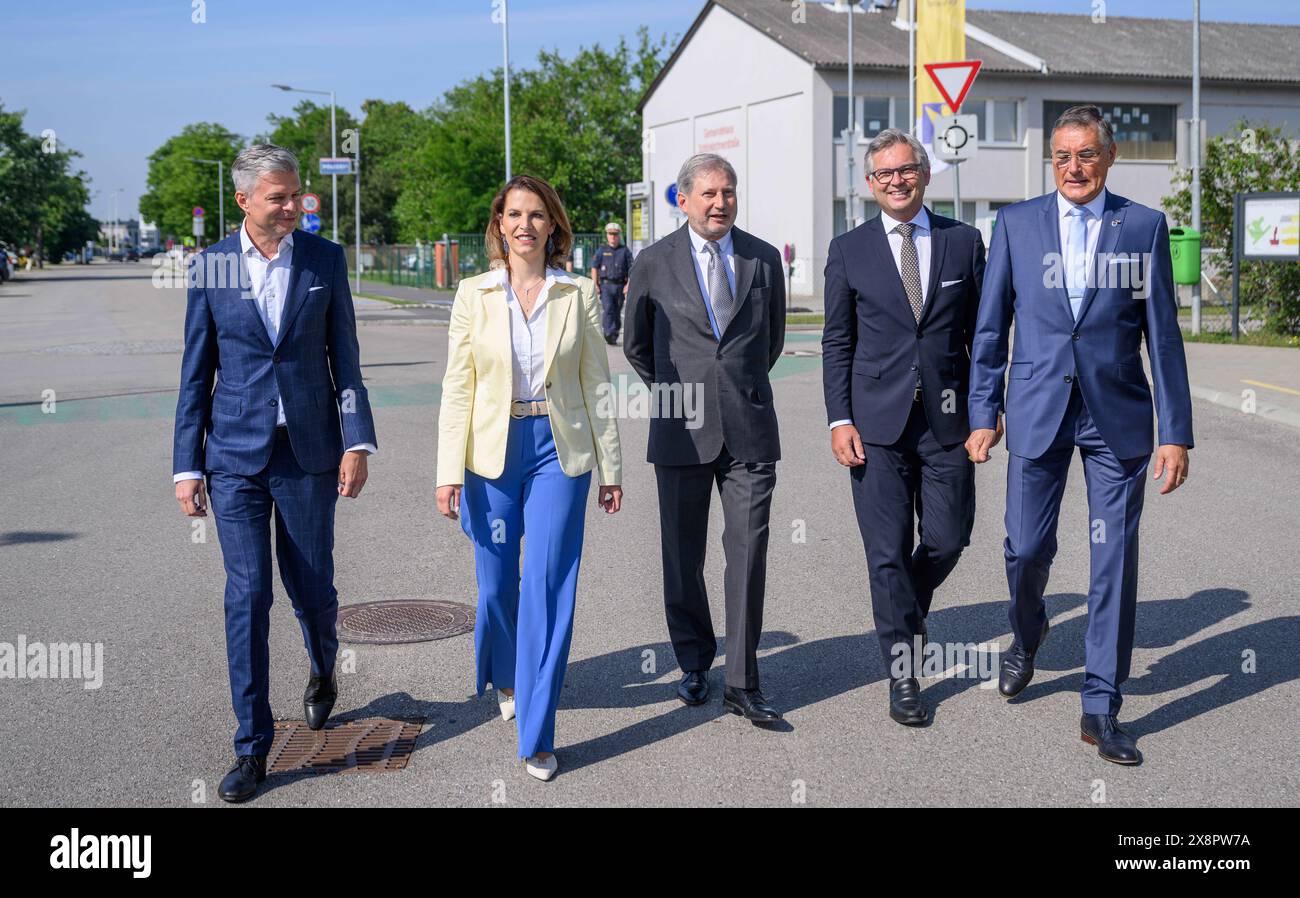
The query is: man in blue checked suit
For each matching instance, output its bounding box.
[967,106,1193,766]
[172,144,377,802]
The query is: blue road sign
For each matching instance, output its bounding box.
[319,157,353,175]
[666,183,678,207]
[301,212,322,234]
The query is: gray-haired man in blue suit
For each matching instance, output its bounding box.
[172,144,377,801]
[968,106,1193,766]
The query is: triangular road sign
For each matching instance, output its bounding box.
[923,60,982,113]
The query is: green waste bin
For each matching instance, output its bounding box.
[1169,227,1201,285]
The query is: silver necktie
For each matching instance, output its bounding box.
[705,240,736,336]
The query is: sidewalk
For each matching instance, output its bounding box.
[355,278,454,306]
[1181,341,1300,430]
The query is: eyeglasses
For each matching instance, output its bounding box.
[1053,150,1104,169]
[869,164,923,184]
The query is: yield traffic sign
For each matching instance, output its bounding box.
[923,60,982,114]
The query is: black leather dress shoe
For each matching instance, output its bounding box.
[999,617,1049,698]
[304,670,337,730]
[218,755,267,803]
[1081,713,1142,765]
[677,671,710,706]
[889,677,929,726]
[723,686,782,722]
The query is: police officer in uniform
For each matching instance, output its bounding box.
[591,222,633,345]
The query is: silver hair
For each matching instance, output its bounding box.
[231,143,300,195]
[864,128,930,179]
[1050,104,1115,152]
[677,153,737,195]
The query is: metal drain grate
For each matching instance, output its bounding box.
[267,718,424,774]
[337,599,474,644]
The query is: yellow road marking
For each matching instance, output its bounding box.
[1242,379,1300,398]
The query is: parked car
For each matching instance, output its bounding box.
[0,243,12,282]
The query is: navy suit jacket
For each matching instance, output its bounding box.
[968,191,1193,460]
[172,228,377,477]
[822,210,986,447]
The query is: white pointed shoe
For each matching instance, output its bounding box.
[524,754,558,782]
[497,690,516,721]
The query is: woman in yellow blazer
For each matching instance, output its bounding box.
[436,174,622,782]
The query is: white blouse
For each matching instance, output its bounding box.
[498,266,576,401]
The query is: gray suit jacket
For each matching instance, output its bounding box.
[623,223,786,466]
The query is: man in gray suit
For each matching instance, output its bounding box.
[624,153,786,723]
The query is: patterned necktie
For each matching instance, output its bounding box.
[895,222,924,322]
[704,240,736,337]
[1066,206,1088,321]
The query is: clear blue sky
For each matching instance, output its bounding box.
[2,0,1295,222]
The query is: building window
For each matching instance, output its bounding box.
[966,98,1022,144]
[834,96,909,140]
[931,201,977,225]
[1043,100,1176,161]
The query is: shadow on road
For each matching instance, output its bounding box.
[249,587,1294,789]
[0,530,80,547]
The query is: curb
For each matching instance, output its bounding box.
[1190,384,1300,431]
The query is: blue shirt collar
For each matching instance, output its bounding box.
[1057,187,1108,220]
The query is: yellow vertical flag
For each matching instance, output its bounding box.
[916,0,966,128]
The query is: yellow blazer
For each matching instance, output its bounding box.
[436,267,622,488]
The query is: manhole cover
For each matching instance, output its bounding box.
[267,717,424,774]
[337,599,474,644]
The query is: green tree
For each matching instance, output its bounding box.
[262,98,425,245]
[139,123,244,244]
[1164,120,1300,335]
[0,102,99,262]
[394,27,670,241]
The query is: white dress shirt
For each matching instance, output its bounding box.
[829,206,932,430]
[686,225,737,340]
[1056,187,1108,321]
[173,222,373,483]
[500,266,577,401]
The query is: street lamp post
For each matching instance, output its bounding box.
[111,188,124,256]
[188,157,225,238]
[272,84,338,242]
[501,0,513,181]
[354,127,362,294]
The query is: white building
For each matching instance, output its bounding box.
[637,0,1300,302]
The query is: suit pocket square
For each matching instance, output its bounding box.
[309,285,327,291]
[940,278,964,288]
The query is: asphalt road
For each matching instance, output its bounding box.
[1,262,1296,807]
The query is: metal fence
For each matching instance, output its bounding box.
[1178,249,1276,336]
[348,233,606,291]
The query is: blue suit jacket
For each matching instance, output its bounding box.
[172,228,377,477]
[968,191,1193,460]
[822,210,985,447]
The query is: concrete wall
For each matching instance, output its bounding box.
[641,3,819,298]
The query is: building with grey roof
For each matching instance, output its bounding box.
[635,0,1300,301]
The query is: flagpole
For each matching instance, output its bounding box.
[909,0,916,136]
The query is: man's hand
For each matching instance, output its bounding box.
[598,484,622,514]
[437,485,462,520]
[338,450,369,498]
[176,479,207,517]
[831,423,866,467]
[623,283,629,295]
[966,417,1004,463]
[1153,444,1189,495]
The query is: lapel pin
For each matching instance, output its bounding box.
[1110,219,1120,227]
